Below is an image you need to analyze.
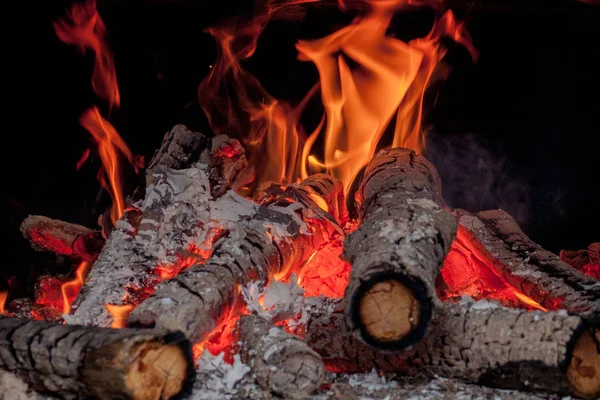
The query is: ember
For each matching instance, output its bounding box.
[3,1,599,399]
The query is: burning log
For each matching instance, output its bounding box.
[67,129,251,328]
[561,243,600,281]
[19,215,104,261]
[0,315,194,400]
[458,210,600,316]
[127,174,344,343]
[343,148,457,350]
[304,297,600,399]
[236,314,325,397]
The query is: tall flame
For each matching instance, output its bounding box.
[199,1,475,195]
[61,261,91,314]
[54,0,136,223]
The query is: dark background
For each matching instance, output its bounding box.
[2,0,599,291]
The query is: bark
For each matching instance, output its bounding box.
[458,210,600,317]
[561,243,600,281]
[19,216,104,261]
[343,148,457,350]
[127,175,344,343]
[0,315,194,400]
[304,297,600,399]
[236,314,324,398]
[67,133,250,327]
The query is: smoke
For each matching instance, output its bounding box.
[424,131,534,229]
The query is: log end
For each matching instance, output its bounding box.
[350,274,432,351]
[567,327,600,399]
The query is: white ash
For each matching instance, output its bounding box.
[347,369,397,391]
[0,371,37,400]
[209,190,258,222]
[242,275,307,323]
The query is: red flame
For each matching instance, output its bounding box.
[0,291,7,314]
[61,261,92,314]
[54,0,136,224]
[105,304,135,328]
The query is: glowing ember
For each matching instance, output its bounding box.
[0,291,7,314]
[105,304,134,328]
[61,261,91,314]
[54,0,137,224]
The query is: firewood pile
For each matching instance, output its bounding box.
[1,124,598,400]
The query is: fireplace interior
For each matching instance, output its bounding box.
[1,0,599,399]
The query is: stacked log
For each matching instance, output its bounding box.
[303,296,600,399]
[127,174,345,343]
[457,209,600,316]
[343,148,458,350]
[0,315,194,400]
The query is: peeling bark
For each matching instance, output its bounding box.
[0,315,194,400]
[343,148,457,350]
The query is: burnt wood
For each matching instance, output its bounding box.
[457,209,600,317]
[237,314,324,398]
[343,148,457,350]
[304,297,600,399]
[0,315,194,400]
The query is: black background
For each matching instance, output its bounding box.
[2,0,599,290]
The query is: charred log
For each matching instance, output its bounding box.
[304,297,600,399]
[458,210,600,316]
[237,314,324,398]
[561,243,600,281]
[0,315,194,400]
[67,133,249,328]
[343,148,457,350]
[127,174,344,343]
[19,215,104,262]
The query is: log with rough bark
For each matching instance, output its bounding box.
[561,243,600,281]
[0,315,194,400]
[343,148,458,350]
[19,215,104,261]
[66,130,250,328]
[303,297,600,399]
[236,314,325,398]
[457,209,600,316]
[127,174,345,343]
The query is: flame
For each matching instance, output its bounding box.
[513,291,548,312]
[53,0,119,109]
[200,1,475,195]
[80,107,135,223]
[105,304,134,328]
[61,261,91,314]
[0,291,7,314]
[54,0,137,224]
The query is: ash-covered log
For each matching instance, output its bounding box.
[304,297,600,399]
[67,129,251,328]
[19,215,104,261]
[343,148,457,350]
[237,314,324,398]
[127,174,344,343]
[457,210,600,316]
[0,315,194,400]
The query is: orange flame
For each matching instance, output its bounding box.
[105,304,134,328]
[200,1,475,195]
[80,107,135,223]
[53,0,120,109]
[61,261,91,314]
[54,0,136,224]
[0,291,7,314]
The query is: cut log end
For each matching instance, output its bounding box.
[352,274,431,350]
[359,280,420,342]
[125,341,189,400]
[567,327,600,399]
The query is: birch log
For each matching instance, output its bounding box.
[343,148,457,350]
[0,315,194,400]
[304,297,600,399]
